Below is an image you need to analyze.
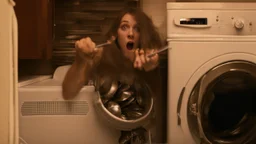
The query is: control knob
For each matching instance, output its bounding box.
[234,19,244,29]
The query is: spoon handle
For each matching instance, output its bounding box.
[147,46,169,58]
[95,36,116,48]
[95,42,111,48]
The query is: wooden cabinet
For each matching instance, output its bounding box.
[15,0,53,59]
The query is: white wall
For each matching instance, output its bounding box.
[141,0,175,39]
[0,0,12,143]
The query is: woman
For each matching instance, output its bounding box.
[62,7,165,143]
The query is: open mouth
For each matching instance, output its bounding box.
[126,42,134,50]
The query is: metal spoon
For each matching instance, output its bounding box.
[125,111,143,119]
[99,77,112,95]
[115,91,134,102]
[120,114,128,120]
[106,101,122,117]
[95,36,116,48]
[102,81,119,100]
[118,84,131,93]
[123,103,144,112]
[135,92,144,107]
[120,96,136,108]
[147,46,170,58]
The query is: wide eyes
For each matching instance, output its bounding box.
[120,24,140,33]
[120,24,129,31]
[133,26,140,32]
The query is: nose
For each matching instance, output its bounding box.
[128,28,134,39]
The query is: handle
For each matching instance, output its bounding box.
[147,46,169,58]
[95,42,111,48]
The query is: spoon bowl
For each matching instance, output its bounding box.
[106,101,122,117]
[115,90,133,102]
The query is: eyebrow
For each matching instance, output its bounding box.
[120,20,129,23]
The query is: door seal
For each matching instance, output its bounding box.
[177,87,185,126]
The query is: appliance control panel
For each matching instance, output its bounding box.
[180,18,208,25]
[167,10,256,36]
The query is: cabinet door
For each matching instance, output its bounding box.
[15,0,52,59]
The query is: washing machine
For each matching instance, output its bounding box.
[167,2,256,144]
[18,66,120,144]
[18,65,154,144]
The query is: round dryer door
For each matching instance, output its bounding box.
[187,61,256,144]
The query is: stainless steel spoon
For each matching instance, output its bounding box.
[120,96,136,108]
[106,101,122,117]
[147,46,170,58]
[102,81,119,100]
[95,36,116,48]
[120,114,128,120]
[125,111,143,119]
[135,93,144,107]
[115,91,133,102]
[118,84,131,93]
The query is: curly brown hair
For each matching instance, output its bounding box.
[106,7,164,50]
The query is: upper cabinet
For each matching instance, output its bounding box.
[15,0,53,59]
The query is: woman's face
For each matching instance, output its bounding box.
[117,13,140,62]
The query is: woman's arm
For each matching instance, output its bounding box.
[62,60,92,100]
[62,37,103,100]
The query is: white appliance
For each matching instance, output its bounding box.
[167,2,256,144]
[0,0,19,144]
[18,65,120,144]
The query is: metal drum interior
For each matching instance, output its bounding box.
[187,61,256,144]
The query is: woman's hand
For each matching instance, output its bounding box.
[75,37,103,66]
[133,48,159,71]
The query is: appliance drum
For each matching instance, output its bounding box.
[187,61,256,144]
